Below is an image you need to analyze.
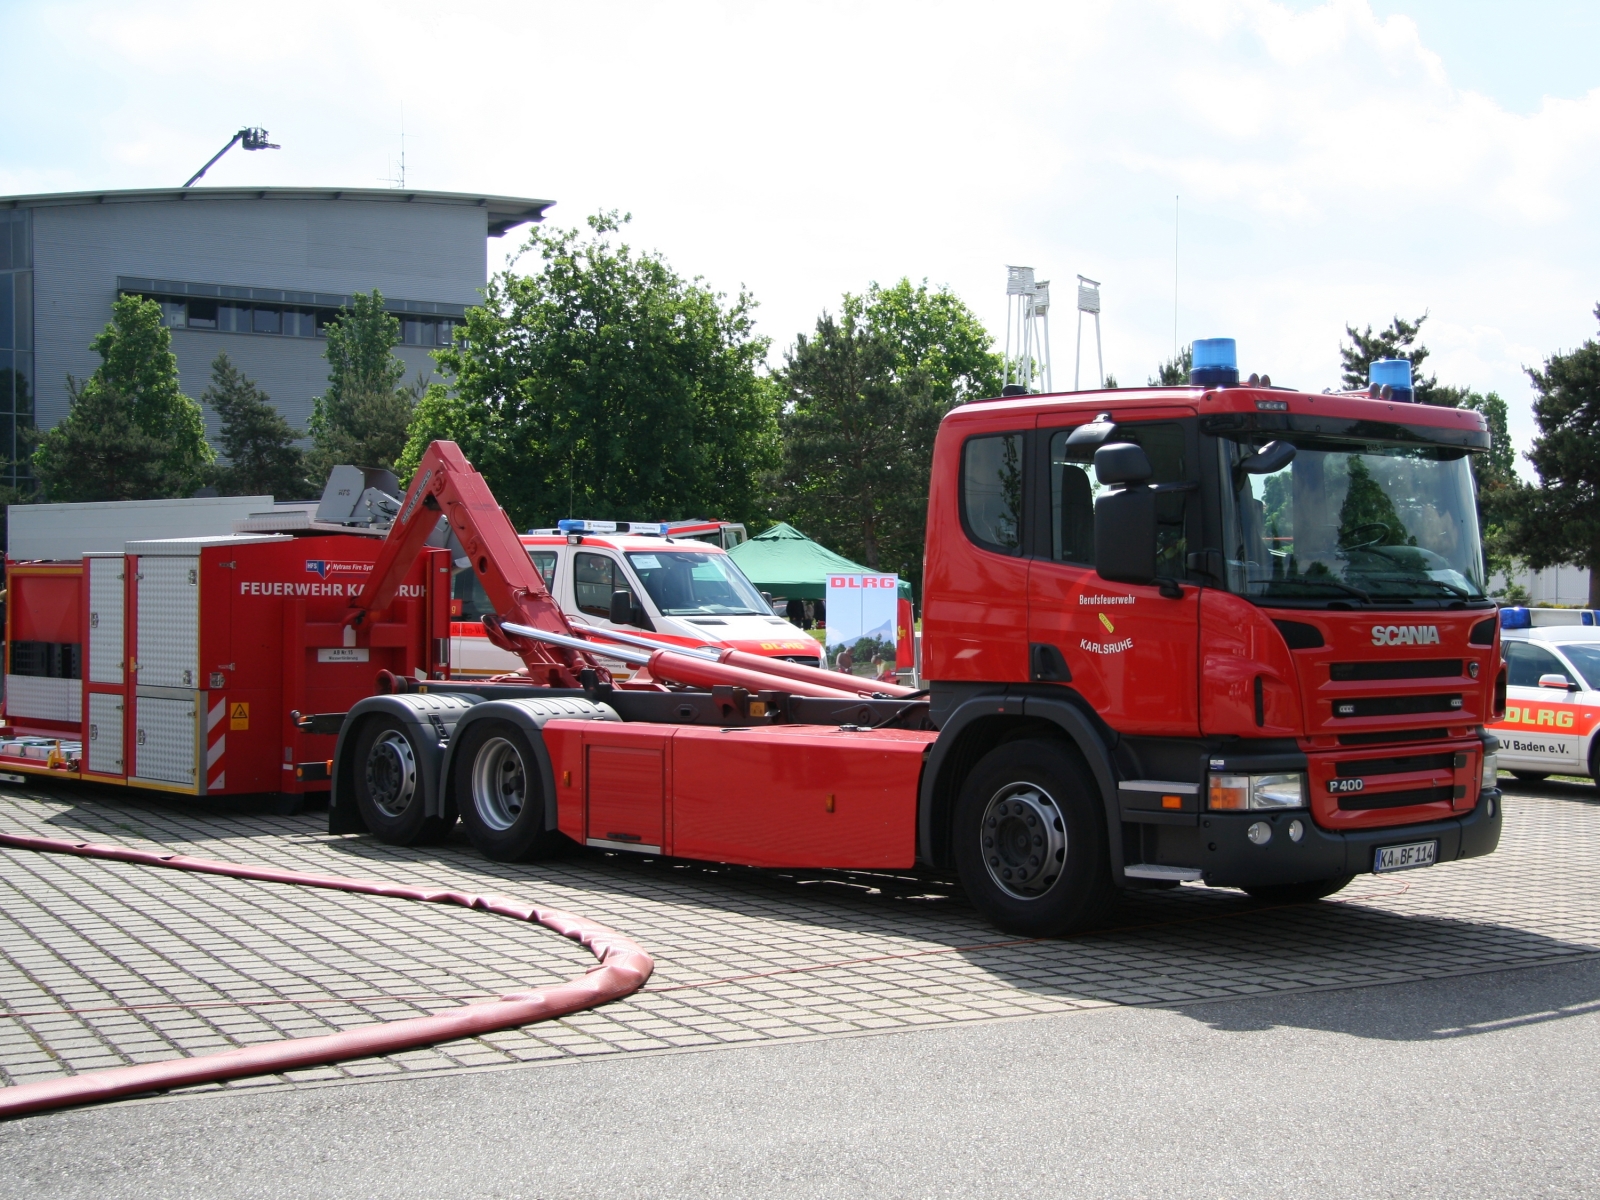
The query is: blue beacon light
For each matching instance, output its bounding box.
[1189,338,1239,387]
[1369,358,1415,403]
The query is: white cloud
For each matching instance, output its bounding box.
[5,0,1600,469]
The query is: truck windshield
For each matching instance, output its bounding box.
[626,551,772,616]
[1220,436,1486,603]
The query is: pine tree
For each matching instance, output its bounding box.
[1149,346,1192,386]
[1503,305,1600,607]
[202,353,312,498]
[31,378,181,501]
[308,290,414,476]
[32,295,212,499]
[1338,314,1452,406]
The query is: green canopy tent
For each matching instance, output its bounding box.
[727,522,913,603]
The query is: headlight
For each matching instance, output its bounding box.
[1208,772,1306,811]
[1481,752,1498,791]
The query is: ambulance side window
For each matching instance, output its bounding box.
[529,551,556,591]
[1504,642,1573,688]
[573,553,634,618]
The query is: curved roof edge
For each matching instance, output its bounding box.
[0,186,555,238]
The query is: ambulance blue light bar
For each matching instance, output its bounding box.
[1369,358,1415,403]
[554,519,672,536]
[1189,338,1239,387]
[1500,607,1530,630]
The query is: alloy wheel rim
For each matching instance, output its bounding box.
[471,737,527,832]
[980,782,1067,900]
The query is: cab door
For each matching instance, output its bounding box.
[1498,640,1588,773]
[1026,415,1201,736]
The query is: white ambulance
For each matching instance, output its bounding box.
[1489,607,1600,783]
[449,520,819,677]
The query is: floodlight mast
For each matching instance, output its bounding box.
[1002,266,1052,393]
[183,127,280,188]
[1074,275,1103,390]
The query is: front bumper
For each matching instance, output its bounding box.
[1130,788,1502,888]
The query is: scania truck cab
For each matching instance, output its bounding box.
[918,345,1503,929]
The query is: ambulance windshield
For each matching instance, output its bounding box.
[1219,436,1487,604]
[626,551,772,616]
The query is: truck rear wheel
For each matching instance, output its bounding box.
[454,721,564,862]
[952,738,1114,937]
[351,716,454,845]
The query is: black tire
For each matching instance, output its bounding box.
[453,720,565,862]
[952,738,1115,937]
[1511,771,1549,784]
[351,716,454,845]
[1242,875,1355,904]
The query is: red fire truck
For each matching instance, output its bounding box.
[321,343,1504,935]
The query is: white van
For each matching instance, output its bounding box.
[450,528,819,677]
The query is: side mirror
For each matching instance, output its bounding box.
[1538,673,1576,690]
[1094,486,1158,586]
[1094,442,1152,486]
[1237,440,1296,475]
[610,589,635,625]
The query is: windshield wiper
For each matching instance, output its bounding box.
[1361,575,1476,599]
[1268,578,1373,601]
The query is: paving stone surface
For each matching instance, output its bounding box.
[1,777,1597,1098]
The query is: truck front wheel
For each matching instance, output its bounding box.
[351,716,454,845]
[454,721,565,862]
[953,739,1114,937]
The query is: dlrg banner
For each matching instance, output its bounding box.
[824,574,899,678]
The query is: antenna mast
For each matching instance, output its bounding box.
[1002,266,1052,393]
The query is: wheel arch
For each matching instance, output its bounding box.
[441,697,620,831]
[919,691,1123,882]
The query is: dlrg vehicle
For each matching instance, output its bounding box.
[1489,607,1600,784]
[328,342,1503,936]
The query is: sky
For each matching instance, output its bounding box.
[4,0,1599,474]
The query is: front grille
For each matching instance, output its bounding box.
[1332,694,1463,718]
[1338,785,1462,810]
[1338,728,1448,746]
[1334,752,1463,778]
[1330,659,1462,681]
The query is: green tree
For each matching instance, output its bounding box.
[402,212,779,529]
[842,278,1004,405]
[31,379,183,501]
[774,312,940,582]
[1503,306,1600,607]
[309,290,414,476]
[32,295,212,499]
[201,352,312,498]
[1338,314,1458,406]
[1149,346,1192,386]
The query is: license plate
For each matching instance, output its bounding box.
[1373,840,1438,873]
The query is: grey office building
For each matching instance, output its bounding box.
[0,187,553,489]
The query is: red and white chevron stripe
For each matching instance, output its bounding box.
[206,696,226,792]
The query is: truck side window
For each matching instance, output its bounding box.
[574,552,633,618]
[1504,642,1574,688]
[1048,422,1188,569]
[962,433,1024,552]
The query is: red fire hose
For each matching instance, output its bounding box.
[0,832,654,1120]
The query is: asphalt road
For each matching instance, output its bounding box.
[4,954,1597,1200]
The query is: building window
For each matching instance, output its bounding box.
[0,208,33,491]
[126,288,458,346]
